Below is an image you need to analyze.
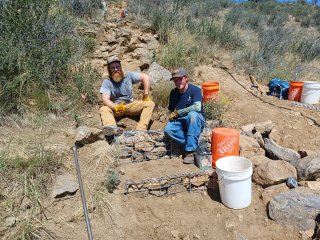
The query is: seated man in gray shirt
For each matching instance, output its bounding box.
[100,55,155,136]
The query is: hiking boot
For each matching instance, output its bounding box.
[102,125,124,136]
[183,152,195,164]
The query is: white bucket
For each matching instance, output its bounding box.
[300,81,320,104]
[216,156,252,209]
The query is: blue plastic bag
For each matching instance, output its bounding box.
[268,78,289,100]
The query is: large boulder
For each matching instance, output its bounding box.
[260,183,290,205]
[253,160,297,187]
[146,62,171,85]
[240,120,275,137]
[264,138,300,167]
[74,126,105,145]
[268,188,320,231]
[240,135,265,158]
[296,154,320,180]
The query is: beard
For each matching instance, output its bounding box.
[111,70,124,83]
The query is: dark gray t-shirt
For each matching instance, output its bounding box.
[100,72,141,103]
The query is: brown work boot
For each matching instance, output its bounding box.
[102,125,124,136]
[183,151,195,164]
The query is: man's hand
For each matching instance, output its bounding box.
[143,94,152,102]
[169,110,179,121]
[115,102,127,113]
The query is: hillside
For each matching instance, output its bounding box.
[0,1,320,240]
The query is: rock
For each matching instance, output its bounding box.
[299,181,320,191]
[269,128,281,143]
[240,120,275,136]
[192,234,201,240]
[114,28,132,41]
[132,48,152,70]
[240,135,265,158]
[74,126,105,145]
[268,188,320,231]
[146,62,171,85]
[99,45,108,52]
[264,138,300,167]
[52,174,79,198]
[5,217,16,227]
[296,153,320,180]
[249,155,269,167]
[240,123,255,136]
[253,132,264,148]
[253,160,297,187]
[260,183,290,205]
[171,230,180,239]
[254,120,275,135]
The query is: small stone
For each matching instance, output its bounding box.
[225,221,235,229]
[304,229,315,238]
[171,230,180,239]
[238,214,244,222]
[119,169,125,175]
[307,119,314,126]
[5,217,16,227]
[192,234,200,240]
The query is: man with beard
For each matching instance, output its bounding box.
[164,68,205,164]
[99,56,155,136]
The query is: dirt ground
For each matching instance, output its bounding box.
[1,6,320,240]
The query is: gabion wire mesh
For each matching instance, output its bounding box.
[124,170,217,197]
[113,129,212,163]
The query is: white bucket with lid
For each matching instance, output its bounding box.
[216,156,252,209]
[300,81,320,104]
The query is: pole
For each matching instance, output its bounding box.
[72,145,93,240]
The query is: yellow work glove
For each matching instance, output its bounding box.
[115,102,127,113]
[143,94,152,102]
[169,110,179,121]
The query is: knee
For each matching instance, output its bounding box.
[100,105,112,114]
[144,100,155,108]
[187,111,198,121]
[164,122,173,134]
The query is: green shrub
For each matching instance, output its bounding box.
[294,37,320,62]
[196,20,242,49]
[203,93,231,121]
[0,0,79,113]
[83,35,96,54]
[151,81,175,108]
[72,64,100,104]
[105,169,120,193]
[59,0,101,18]
[268,11,289,27]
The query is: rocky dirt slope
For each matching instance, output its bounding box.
[1,5,320,240]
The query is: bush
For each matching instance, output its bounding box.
[203,93,231,121]
[59,0,101,18]
[194,20,242,50]
[0,0,79,113]
[151,81,174,108]
[294,37,320,62]
[105,169,120,193]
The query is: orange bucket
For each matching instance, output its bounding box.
[202,82,219,103]
[288,81,304,101]
[211,128,240,168]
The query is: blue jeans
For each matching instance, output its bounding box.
[164,111,205,152]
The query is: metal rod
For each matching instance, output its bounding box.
[72,145,93,240]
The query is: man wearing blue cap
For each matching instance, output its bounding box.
[164,67,206,164]
[99,55,155,136]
